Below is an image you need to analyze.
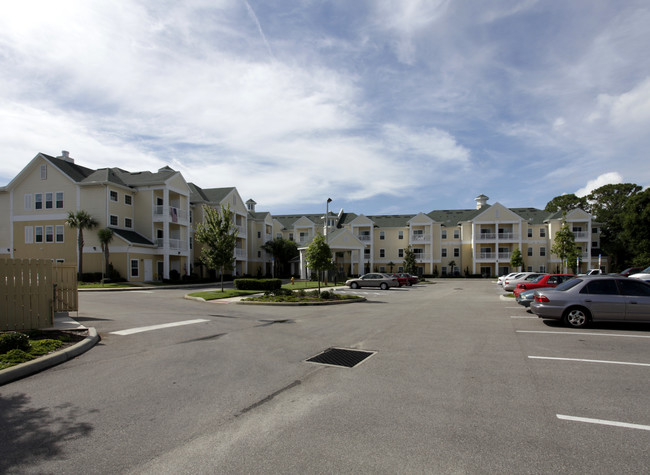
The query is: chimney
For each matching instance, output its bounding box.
[475,194,489,210]
[59,150,74,163]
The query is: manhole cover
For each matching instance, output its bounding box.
[306,347,375,368]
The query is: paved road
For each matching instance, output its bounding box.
[1,280,648,473]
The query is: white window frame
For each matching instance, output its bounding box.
[540,247,546,257]
[398,249,404,258]
[35,226,43,243]
[441,248,447,257]
[441,229,447,239]
[45,225,54,243]
[24,193,32,210]
[130,259,139,278]
[40,164,47,180]
[379,249,385,258]
[45,192,53,209]
[379,231,385,240]
[55,225,64,243]
[540,228,546,238]
[453,230,459,239]
[35,193,43,210]
[110,190,118,202]
[454,248,460,257]
[398,231,404,240]
[56,191,64,209]
[125,194,132,205]
[528,228,533,237]
[110,215,119,226]
[124,217,133,229]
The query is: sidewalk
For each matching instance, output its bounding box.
[0,313,98,386]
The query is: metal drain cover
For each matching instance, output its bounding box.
[306,347,375,368]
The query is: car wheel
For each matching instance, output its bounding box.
[350,282,359,289]
[563,307,590,328]
[380,283,388,290]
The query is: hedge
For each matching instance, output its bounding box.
[234,278,282,291]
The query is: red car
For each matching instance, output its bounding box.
[387,273,408,287]
[512,274,575,297]
[398,273,419,285]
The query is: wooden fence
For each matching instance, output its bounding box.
[0,259,79,331]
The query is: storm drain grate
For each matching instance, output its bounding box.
[306,347,376,368]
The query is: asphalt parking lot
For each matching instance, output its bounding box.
[1,280,648,473]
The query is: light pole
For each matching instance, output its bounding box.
[325,197,332,241]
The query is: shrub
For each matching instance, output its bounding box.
[0,332,31,354]
[265,288,293,297]
[320,290,332,299]
[29,339,65,356]
[80,272,103,283]
[169,269,181,281]
[235,278,282,291]
[0,349,35,367]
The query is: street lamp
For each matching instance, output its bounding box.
[325,198,332,241]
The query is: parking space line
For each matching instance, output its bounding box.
[511,316,537,319]
[517,330,650,339]
[529,356,650,367]
[110,319,210,336]
[557,414,650,431]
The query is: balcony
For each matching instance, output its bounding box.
[235,224,247,238]
[497,233,519,241]
[153,206,188,224]
[155,238,187,251]
[357,235,371,241]
[573,231,588,240]
[477,233,496,241]
[410,233,431,242]
[234,248,247,259]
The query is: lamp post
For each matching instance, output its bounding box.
[325,197,332,241]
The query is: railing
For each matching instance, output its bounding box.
[235,225,247,237]
[498,252,512,259]
[497,233,518,240]
[478,252,495,259]
[153,206,188,223]
[234,249,247,259]
[477,233,496,240]
[357,235,371,241]
[155,238,187,250]
[573,231,588,240]
[410,233,431,242]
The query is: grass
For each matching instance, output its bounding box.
[78,282,141,289]
[243,290,362,303]
[187,289,262,300]
[281,281,339,290]
[0,330,85,370]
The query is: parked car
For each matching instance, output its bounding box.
[497,272,520,286]
[530,275,650,328]
[618,267,644,277]
[512,274,576,297]
[579,268,603,276]
[397,272,419,285]
[515,289,536,307]
[503,273,546,291]
[629,265,650,282]
[387,273,408,287]
[345,273,399,290]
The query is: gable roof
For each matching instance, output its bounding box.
[110,228,155,246]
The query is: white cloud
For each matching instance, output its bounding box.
[575,172,624,197]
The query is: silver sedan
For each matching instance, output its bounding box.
[345,273,400,290]
[530,276,650,328]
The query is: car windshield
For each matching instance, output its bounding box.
[530,275,545,283]
[554,278,583,291]
[640,266,650,273]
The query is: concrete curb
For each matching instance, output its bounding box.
[0,328,100,386]
[237,297,367,306]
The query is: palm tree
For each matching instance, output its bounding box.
[65,210,98,280]
[97,227,114,282]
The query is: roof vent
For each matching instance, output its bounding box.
[475,194,489,210]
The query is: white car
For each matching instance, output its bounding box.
[497,272,520,286]
[629,265,650,282]
[503,272,546,291]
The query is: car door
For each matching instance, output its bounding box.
[579,279,626,321]
[364,274,380,287]
[616,279,650,322]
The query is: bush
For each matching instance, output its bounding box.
[265,288,293,297]
[234,278,282,291]
[0,332,31,354]
[169,269,181,281]
[29,339,64,356]
[320,290,332,299]
[80,272,103,283]
[0,349,35,366]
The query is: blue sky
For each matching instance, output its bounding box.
[1,0,649,216]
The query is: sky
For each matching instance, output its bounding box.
[1,0,649,216]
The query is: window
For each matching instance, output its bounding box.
[618,279,650,296]
[25,226,33,244]
[56,225,64,243]
[413,248,423,256]
[454,248,459,257]
[398,266,404,273]
[289,233,294,241]
[56,259,65,263]
[276,233,281,239]
[540,228,546,238]
[453,230,459,239]
[40,164,47,180]
[35,226,43,243]
[592,241,599,248]
[110,190,118,202]
[379,266,385,273]
[56,192,64,208]
[441,229,447,239]
[24,194,32,210]
[527,247,533,256]
[35,193,43,210]
[110,215,118,226]
[592,227,598,234]
[540,247,546,256]
[581,279,618,295]
[527,228,532,237]
[131,259,139,278]
[125,217,133,228]
[442,266,448,276]
[442,248,447,257]
[364,248,370,257]
[527,266,533,272]
[398,249,404,258]
[45,226,54,243]
[257,231,261,238]
[398,231,404,240]
[539,265,546,272]
[380,249,385,258]
[379,231,385,240]
[45,192,53,209]
[125,195,132,205]
[258,251,261,258]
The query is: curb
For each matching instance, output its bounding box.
[237,297,367,306]
[0,328,100,386]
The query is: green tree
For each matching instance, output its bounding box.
[65,210,98,280]
[510,247,524,271]
[551,217,580,273]
[587,183,642,270]
[97,228,114,282]
[448,260,457,276]
[544,194,588,213]
[620,188,650,266]
[261,237,299,277]
[194,204,238,291]
[403,246,417,274]
[304,234,332,294]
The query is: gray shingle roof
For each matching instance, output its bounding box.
[110,228,155,246]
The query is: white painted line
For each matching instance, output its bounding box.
[110,319,210,336]
[517,330,650,339]
[557,414,650,431]
[511,316,537,319]
[131,290,154,293]
[529,356,650,367]
[505,306,521,309]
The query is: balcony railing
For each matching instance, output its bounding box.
[153,206,188,223]
[477,233,496,240]
[234,249,247,259]
[155,238,187,250]
[573,231,588,240]
[498,233,518,240]
[357,235,371,241]
[410,233,431,242]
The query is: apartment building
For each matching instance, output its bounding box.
[0,151,191,281]
[1,152,603,282]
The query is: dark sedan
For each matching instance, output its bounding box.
[530,275,650,328]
